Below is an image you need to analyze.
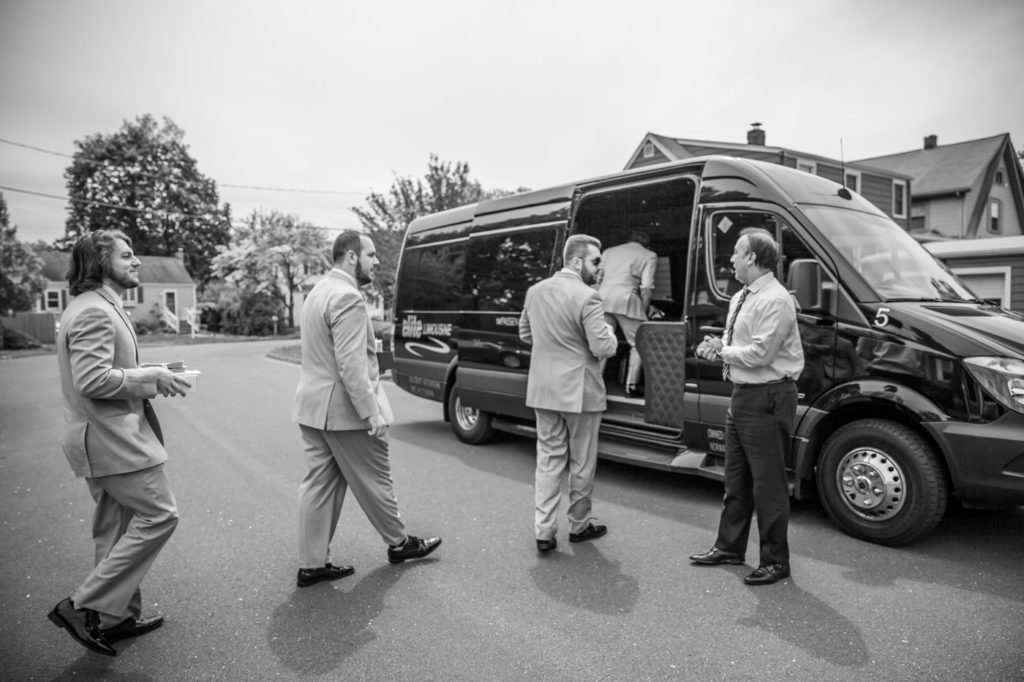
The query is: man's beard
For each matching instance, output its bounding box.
[355,260,373,286]
[581,268,597,286]
[109,269,139,290]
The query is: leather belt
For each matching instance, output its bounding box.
[733,377,794,389]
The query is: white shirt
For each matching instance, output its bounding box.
[720,272,805,384]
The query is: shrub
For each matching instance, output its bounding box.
[2,326,41,349]
[221,290,283,336]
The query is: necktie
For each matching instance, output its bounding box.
[722,287,749,380]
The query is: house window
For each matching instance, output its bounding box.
[796,159,816,174]
[643,141,655,159]
[844,170,861,193]
[995,168,1005,186]
[989,199,1002,233]
[44,290,61,311]
[122,287,138,306]
[892,180,907,219]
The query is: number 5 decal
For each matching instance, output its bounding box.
[874,307,891,328]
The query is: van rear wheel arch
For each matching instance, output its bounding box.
[446,378,496,445]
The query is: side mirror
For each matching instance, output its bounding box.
[788,259,826,312]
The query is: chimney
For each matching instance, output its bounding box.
[924,134,938,150]
[747,122,765,146]
[175,248,185,265]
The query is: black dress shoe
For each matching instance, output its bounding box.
[48,598,117,657]
[387,535,442,564]
[297,563,355,587]
[536,538,557,552]
[689,547,745,565]
[625,385,644,398]
[743,563,791,585]
[569,523,607,543]
[101,615,164,642]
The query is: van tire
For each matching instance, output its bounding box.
[448,382,495,444]
[816,419,947,547]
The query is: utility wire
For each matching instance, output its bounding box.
[0,183,345,230]
[0,136,371,197]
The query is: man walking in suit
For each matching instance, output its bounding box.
[519,234,618,552]
[691,228,804,585]
[292,230,440,587]
[598,226,658,397]
[49,230,189,656]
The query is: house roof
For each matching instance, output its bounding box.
[855,134,1009,198]
[925,234,1024,258]
[37,250,195,285]
[634,132,909,177]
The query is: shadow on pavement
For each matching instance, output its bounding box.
[266,559,436,676]
[528,542,640,616]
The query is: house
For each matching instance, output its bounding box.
[925,235,1024,314]
[855,133,1024,240]
[625,124,914,227]
[36,248,198,332]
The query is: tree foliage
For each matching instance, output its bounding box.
[0,192,46,315]
[352,154,528,309]
[60,114,231,286]
[211,209,328,328]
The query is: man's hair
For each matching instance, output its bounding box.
[332,230,364,263]
[563,234,601,263]
[67,230,132,296]
[630,225,651,247]
[741,227,780,271]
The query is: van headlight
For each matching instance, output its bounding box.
[963,357,1024,414]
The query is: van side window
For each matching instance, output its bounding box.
[465,228,557,311]
[395,242,467,311]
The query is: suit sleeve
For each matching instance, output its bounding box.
[639,251,658,291]
[518,289,533,345]
[67,307,156,399]
[582,291,618,360]
[329,291,378,420]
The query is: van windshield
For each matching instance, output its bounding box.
[804,206,977,302]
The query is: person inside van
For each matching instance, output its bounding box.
[597,226,658,397]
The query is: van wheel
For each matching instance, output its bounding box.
[816,419,947,547]
[448,382,495,444]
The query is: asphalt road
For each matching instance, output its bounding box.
[1,340,1023,681]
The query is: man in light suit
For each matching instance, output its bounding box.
[519,234,618,552]
[292,231,441,587]
[49,230,189,657]
[598,226,658,397]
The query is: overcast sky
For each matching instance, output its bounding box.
[2,0,1022,244]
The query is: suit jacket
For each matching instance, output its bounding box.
[598,241,658,319]
[58,287,167,479]
[519,269,618,413]
[292,269,391,431]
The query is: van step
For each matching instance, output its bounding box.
[598,439,725,481]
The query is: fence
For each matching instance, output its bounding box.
[1,312,58,344]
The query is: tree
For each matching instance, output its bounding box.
[211,209,328,329]
[352,154,528,308]
[0,192,46,316]
[60,114,231,286]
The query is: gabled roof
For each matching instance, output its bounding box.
[36,250,195,285]
[855,134,1010,198]
[630,132,907,176]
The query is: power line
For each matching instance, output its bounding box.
[0,136,371,197]
[0,183,346,230]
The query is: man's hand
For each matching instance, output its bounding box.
[696,335,724,361]
[143,367,190,397]
[367,414,389,439]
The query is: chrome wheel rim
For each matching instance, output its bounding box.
[835,447,907,521]
[453,394,479,432]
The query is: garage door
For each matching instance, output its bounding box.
[954,270,1008,306]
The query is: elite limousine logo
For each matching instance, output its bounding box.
[401,315,453,358]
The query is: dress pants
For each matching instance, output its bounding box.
[533,409,602,540]
[72,464,179,628]
[298,425,406,568]
[714,381,796,566]
[605,313,644,386]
